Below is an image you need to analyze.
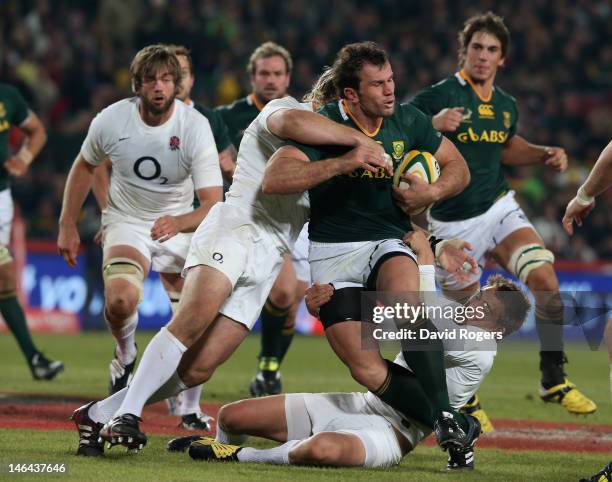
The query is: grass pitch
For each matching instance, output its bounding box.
[0,332,610,481]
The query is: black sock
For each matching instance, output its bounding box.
[0,292,38,361]
[258,298,290,369]
[278,323,295,363]
[374,360,434,428]
[401,318,467,430]
[535,304,565,387]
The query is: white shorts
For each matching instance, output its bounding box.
[184,202,285,329]
[291,223,310,284]
[0,189,13,246]
[285,392,403,469]
[102,218,192,273]
[427,190,533,290]
[309,239,417,289]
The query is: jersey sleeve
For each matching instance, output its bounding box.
[196,105,232,153]
[403,104,443,154]
[258,97,302,136]
[409,84,446,117]
[80,112,108,166]
[188,117,223,189]
[507,102,519,140]
[8,86,30,126]
[445,350,495,409]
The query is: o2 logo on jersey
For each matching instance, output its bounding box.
[133,156,168,184]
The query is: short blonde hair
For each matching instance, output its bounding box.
[485,274,530,336]
[247,42,293,76]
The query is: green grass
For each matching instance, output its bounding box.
[0,332,610,481]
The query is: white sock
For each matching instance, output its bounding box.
[215,424,248,445]
[105,311,138,365]
[177,384,203,415]
[114,327,187,417]
[89,371,188,424]
[236,440,300,465]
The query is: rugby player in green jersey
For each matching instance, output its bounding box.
[217,42,308,399]
[263,41,482,455]
[0,83,64,380]
[410,12,596,425]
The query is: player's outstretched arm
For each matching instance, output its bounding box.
[501,135,568,171]
[58,153,96,267]
[562,140,612,235]
[3,111,47,177]
[262,144,386,194]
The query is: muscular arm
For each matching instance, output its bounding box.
[501,135,566,170]
[266,109,365,146]
[430,136,470,202]
[262,144,383,194]
[57,153,96,266]
[176,186,222,233]
[3,111,47,176]
[92,158,111,211]
[580,140,612,198]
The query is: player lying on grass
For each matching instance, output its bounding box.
[168,231,531,470]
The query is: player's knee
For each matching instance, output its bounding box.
[105,290,139,321]
[217,402,244,433]
[289,434,338,466]
[268,286,295,309]
[179,364,214,387]
[526,265,559,293]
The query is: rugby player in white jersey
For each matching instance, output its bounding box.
[169,231,530,470]
[57,45,223,454]
[67,73,392,455]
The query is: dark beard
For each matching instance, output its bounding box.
[141,94,174,117]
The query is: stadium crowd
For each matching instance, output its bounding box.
[1,0,611,259]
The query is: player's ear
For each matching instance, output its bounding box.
[498,57,506,68]
[343,87,358,103]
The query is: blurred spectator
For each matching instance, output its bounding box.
[0,0,610,260]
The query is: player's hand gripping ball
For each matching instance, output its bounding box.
[392,150,440,215]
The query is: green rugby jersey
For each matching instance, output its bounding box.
[0,83,29,191]
[410,71,518,221]
[194,103,232,153]
[292,100,443,243]
[215,94,263,148]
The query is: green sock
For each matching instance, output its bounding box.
[0,293,38,362]
[401,318,466,429]
[258,298,290,367]
[375,360,435,428]
[278,324,295,363]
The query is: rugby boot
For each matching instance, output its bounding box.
[189,437,242,462]
[100,413,147,452]
[71,402,104,457]
[447,415,482,470]
[460,394,494,432]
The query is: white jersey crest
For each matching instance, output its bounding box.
[225,96,311,249]
[81,97,221,223]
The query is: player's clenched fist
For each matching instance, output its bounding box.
[337,144,391,176]
[432,107,465,132]
[304,283,334,317]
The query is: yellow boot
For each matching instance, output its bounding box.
[460,394,494,433]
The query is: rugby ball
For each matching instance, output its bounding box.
[392,150,440,215]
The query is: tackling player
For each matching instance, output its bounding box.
[170,231,530,470]
[0,82,64,380]
[68,76,392,456]
[263,41,479,450]
[57,45,222,450]
[216,41,308,398]
[409,12,596,426]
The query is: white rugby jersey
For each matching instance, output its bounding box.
[365,299,497,446]
[81,97,221,223]
[225,96,311,250]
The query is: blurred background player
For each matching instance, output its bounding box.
[0,82,63,380]
[216,41,307,397]
[409,12,596,429]
[57,45,222,439]
[562,140,612,402]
